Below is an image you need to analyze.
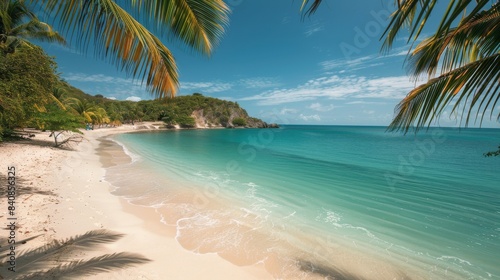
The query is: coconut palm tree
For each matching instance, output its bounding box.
[301,0,499,132]
[29,0,230,99]
[93,107,111,127]
[66,97,99,124]
[0,0,65,55]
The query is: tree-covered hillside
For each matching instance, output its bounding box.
[59,84,272,129]
[0,45,274,142]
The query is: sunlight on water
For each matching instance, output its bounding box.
[104,126,500,279]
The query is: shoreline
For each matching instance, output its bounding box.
[97,127,431,280]
[1,124,488,279]
[0,123,272,279]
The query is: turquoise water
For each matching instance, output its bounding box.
[109,126,500,279]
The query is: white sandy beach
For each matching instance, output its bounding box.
[0,124,272,279]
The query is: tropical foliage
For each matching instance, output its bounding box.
[29,0,230,98]
[0,0,64,55]
[232,117,247,127]
[58,89,262,128]
[31,104,84,146]
[0,44,89,143]
[301,0,500,133]
[0,44,61,138]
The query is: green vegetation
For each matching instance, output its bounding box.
[232,117,247,127]
[0,0,64,55]
[175,116,196,128]
[0,44,268,143]
[0,44,62,139]
[302,0,500,133]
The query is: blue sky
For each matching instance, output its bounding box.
[39,0,499,127]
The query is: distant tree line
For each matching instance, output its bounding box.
[0,45,258,142]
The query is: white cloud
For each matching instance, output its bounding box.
[299,114,321,121]
[126,96,141,102]
[106,97,117,100]
[239,77,282,89]
[319,48,411,73]
[63,72,149,98]
[181,81,232,93]
[242,75,417,105]
[309,103,335,112]
[320,55,376,71]
[346,100,386,105]
[305,23,325,37]
[280,108,298,115]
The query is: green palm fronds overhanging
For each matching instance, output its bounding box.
[389,53,500,133]
[301,1,499,132]
[407,2,500,78]
[0,0,65,53]
[387,1,500,132]
[381,0,491,51]
[300,0,324,17]
[30,0,230,99]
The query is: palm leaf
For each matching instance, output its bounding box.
[388,53,500,133]
[51,87,67,110]
[32,0,230,98]
[381,0,491,51]
[9,20,66,44]
[408,2,500,78]
[15,229,125,274]
[300,0,324,17]
[31,0,178,98]
[131,0,230,55]
[17,252,151,280]
[0,234,42,256]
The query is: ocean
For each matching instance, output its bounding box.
[103,125,500,279]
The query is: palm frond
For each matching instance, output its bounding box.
[18,252,151,280]
[32,0,230,98]
[388,53,500,133]
[0,234,42,256]
[32,0,179,98]
[131,0,230,55]
[300,0,324,17]
[1,0,37,33]
[10,20,66,44]
[1,0,65,55]
[381,0,491,51]
[51,87,67,110]
[15,229,125,273]
[408,2,500,78]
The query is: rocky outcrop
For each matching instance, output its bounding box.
[190,108,278,129]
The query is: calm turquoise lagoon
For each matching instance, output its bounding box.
[106,126,500,279]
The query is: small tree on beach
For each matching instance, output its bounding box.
[31,104,84,147]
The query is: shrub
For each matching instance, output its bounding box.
[175,116,196,128]
[232,117,247,127]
